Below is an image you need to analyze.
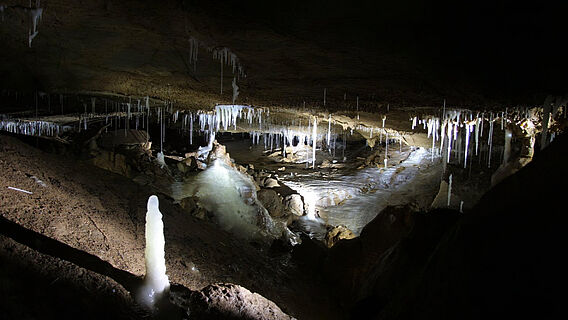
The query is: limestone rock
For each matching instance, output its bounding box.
[430,180,449,209]
[179,196,197,212]
[98,130,149,149]
[183,156,198,171]
[324,225,356,248]
[206,141,233,167]
[90,150,131,177]
[263,177,280,188]
[284,194,305,216]
[188,283,294,320]
[257,189,285,218]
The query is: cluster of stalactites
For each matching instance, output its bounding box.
[214,105,263,131]
[0,119,69,137]
[212,47,246,78]
[410,108,521,168]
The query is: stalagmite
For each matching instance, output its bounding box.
[385,132,389,166]
[137,195,170,309]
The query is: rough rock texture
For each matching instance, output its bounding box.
[189,284,294,320]
[324,225,356,248]
[90,150,133,177]
[263,178,280,189]
[284,194,305,217]
[0,233,148,320]
[206,141,234,167]
[257,189,285,218]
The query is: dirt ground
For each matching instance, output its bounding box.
[0,134,343,320]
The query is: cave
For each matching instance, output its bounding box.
[1,1,566,319]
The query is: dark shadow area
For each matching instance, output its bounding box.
[0,215,190,319]
[0,214,142,292]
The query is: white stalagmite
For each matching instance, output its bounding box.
[385,132,389,166]
[156,152,166,168]
[138,195,170,308]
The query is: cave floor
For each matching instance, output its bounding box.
[0,134,343,320]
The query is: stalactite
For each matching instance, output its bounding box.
[464,123,471,168]
[503,128,512,165]
[312,117,317,169]
[488,113,494,168]
[447,174,453,207]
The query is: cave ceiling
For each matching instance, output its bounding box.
[1,0,566,110]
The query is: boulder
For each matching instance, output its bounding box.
[188,284,294,320]
[284,194,305,216]
[263,177,280,188]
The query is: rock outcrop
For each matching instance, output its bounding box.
[188,283,294,320]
